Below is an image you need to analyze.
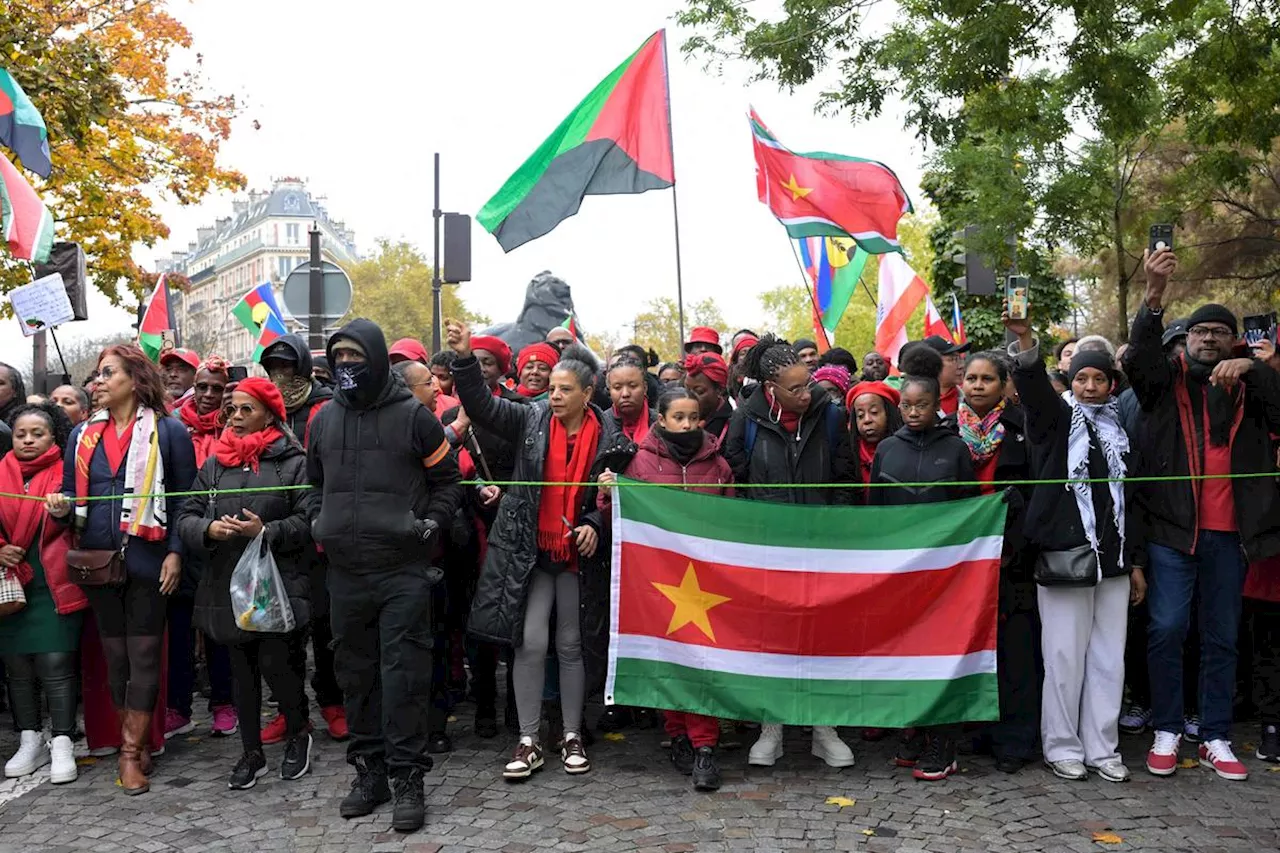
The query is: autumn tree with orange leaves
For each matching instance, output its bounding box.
[0,0,244,304]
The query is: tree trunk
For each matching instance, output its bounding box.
[1113,162,1130,342]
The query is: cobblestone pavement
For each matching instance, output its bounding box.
[0,689,1277,853]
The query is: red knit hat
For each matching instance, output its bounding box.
[684,326,723,354]
[234,376,286,422]
[517,342,560,376]
[388,338,429,364]
[470,335,512,374]
[683,352,729,388]
[731,334,759,360]
[845,380,900,412]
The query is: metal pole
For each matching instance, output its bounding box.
[308,225,324,350]
[659,30,686,348]
[432,152,443,353]
[32,329,47,395]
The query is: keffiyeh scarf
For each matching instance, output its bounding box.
[1065,391,1128,572]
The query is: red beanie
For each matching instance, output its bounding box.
[683,352,729,388]
[470,335,512,374]
[517,342,560,376]
[234,376,287,422]
[845,380,900,413]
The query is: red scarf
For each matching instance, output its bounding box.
[764,388,801,434]
[0,446,63,585]
[857,439,877,485]
[214,427,283,473]
[516,385,547,400]
[615,405,651,443]
[178,397,223,466]
[537,411,601,565]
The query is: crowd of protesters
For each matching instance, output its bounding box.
[0,245,1279,832]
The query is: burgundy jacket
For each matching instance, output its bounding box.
[600,429,734,513]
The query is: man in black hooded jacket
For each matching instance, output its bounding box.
[259,335,346,741]
[308,319,463,832]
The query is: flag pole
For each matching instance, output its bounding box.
[660,29,686,347]
[788,239,832,350]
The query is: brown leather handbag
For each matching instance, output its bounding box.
[66,538,127,588]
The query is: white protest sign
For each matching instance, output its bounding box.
[8,273,74,336]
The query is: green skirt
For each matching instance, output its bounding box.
[0,544,83,656]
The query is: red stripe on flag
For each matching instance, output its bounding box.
[616,542,997,658]
[585,31,674,183]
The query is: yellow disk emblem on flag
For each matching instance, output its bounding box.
[826,237,856,267]
[251,302,271,326]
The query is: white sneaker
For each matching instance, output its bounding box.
[48,736,77,784]
[5,730,48,778]
[1045,758,1087,780]
[748,724,784,766]
[1088,759,1130,783]
[811,726,856,768]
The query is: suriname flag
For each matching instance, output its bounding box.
[606,481,1006,728]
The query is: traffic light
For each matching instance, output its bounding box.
[951,225,998,296]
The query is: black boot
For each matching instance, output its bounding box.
[340,756,391,818]
[597,706,633,732]
[391,768,426,833]
[692,746,722,791]
[475,701,499,739]
[427,732,452,754]
[670,734,695,775]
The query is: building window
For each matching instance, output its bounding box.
[278,256,293,281]
[286,223,300,245]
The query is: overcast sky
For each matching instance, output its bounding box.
[2,0,927,365]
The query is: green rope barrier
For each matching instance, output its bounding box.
[1,470,1276,503]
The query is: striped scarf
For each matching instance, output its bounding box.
[74,406,168,542]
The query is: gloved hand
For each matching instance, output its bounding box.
[412,518,440,548]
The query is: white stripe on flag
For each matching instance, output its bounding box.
[621,520,1003,574]
[617,634,996,681]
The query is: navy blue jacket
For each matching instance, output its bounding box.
[60,414,197,581]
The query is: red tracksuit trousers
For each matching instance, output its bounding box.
[665,711,719,748]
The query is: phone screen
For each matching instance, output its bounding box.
[227,366,249,382]
[1005,276,1029,321]
[1243,312,1277,347]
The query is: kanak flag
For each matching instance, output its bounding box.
[751,109,912,254]
[876,253,929,368]
[950,293,968,345]
[923,294,954,343]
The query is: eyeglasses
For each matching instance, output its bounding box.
[1188,326,1235,341]
[771,381,812,397]
[900,401,934,414]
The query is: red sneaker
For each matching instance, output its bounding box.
[260,713,288,745]
[321,705,349,741]
[1145,731,1181,776]
[1199,740,1249,780]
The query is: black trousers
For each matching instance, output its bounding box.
[4,652,77,736]
[329,564,435,773]
[1251,599,1280,725]
[1125,599,1150,707]
[990,604,1042,761]
[84,578,166,711]
[229,635,308,753]
[287,561,342,709]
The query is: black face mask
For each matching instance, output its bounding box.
[337,363,376,404]
[659,425,703,464]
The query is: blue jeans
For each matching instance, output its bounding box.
[1146,531,1248,741]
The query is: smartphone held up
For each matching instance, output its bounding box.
[1005,275,1029,321]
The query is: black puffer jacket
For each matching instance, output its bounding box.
[307,319,463,573]
[722,386,854,504]
[452,354,628,696]
[177,436,316,646]
[440,383,526,483]
[1012,350,1128,579]
[869,425,979,506]
[1126,305,1280,559]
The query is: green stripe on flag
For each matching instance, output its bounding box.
[617,481,1006,550]
[609,658,998,728]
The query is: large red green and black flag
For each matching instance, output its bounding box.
[137,274,175,363]
[751,109,912,255]
[478,30,674,252]
[0,68,51,178]
[607,481,1005,727]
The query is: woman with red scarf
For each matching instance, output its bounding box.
[176,356,231,465]
[844,381,903,497]
[0,403,86,785]
[446,321,624,782]
[176,377,316,790]
[515,343,558,401]
[604,354,657,443]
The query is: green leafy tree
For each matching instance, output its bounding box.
[630,297,726,362]
[346,241,488,346]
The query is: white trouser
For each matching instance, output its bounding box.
[1037,575,1129,764]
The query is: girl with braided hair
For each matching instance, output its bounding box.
[722,334,858,769]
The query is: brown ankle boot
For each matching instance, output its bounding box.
[115,709,152,774]
[119,710,151,795]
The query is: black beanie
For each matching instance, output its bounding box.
[1068,349,1115,384]
[1186,304,1238,336]
[793,339,817,354]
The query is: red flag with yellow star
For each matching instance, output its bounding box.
[750,109,912,254]
[605,478,1005,728]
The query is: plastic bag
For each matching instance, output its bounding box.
[229,530,295,633]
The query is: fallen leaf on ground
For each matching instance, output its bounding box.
[825,796,856,807]
[1178,758,1198,768]
[75,757,98,767]
[186,737,202,743]
[1267,765,1280,773]
[1092,832,1123,844]
[860,829,876,836]
[603,732,626,742]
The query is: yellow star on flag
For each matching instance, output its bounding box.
[652,563,731,642]
[780,173,813,201]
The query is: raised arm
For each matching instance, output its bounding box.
[445,320,533,443]
[1126,249,1178,410]
[1004,310,1066,446]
